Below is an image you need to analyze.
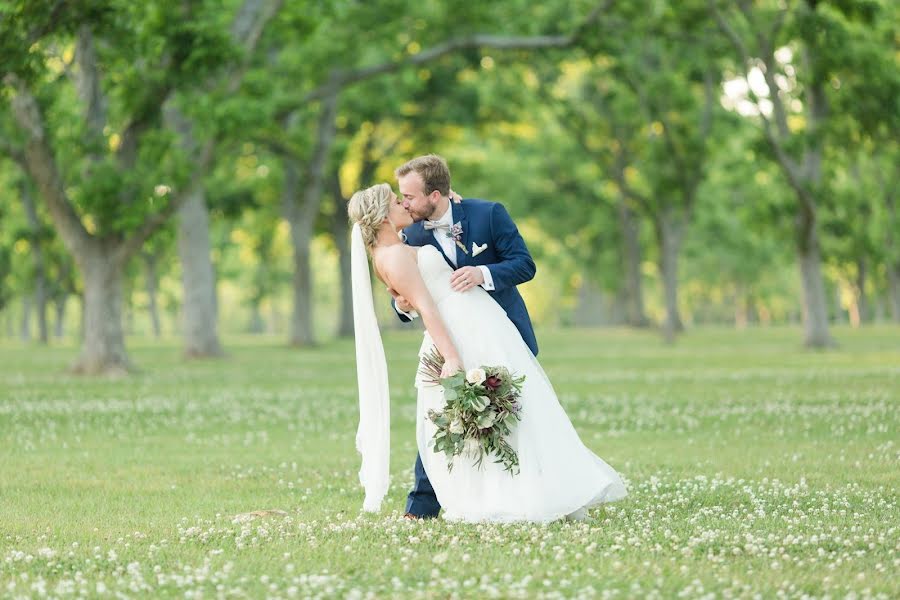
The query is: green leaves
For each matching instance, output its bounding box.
[425,359,524,475]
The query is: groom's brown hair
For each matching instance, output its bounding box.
[395,154,451,197]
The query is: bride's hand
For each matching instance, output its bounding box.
[440,358,463,378]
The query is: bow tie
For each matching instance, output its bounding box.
[423,220,450,231]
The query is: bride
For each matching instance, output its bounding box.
[348,182,626,523]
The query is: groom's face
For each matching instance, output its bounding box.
[398,172,441,222]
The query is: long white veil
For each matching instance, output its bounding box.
[350,223,390,511]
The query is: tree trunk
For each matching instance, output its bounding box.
[177,185,222,357]
[888,265,900,323]
[281,94,338,346]
[884,183,900,323]
[796,206,834,347]
[283,158,315,346]
[715,11,837,346]
[248,299,265,334]
[34,273,49,344]
[20,295,32,341]
[125,291,136,336]
[855,258,869,324]
[21,183,49,343]
[143,252,162,339]
[871,294,885,323]
[7,1,281,373]
[574,279,610,327]
[269,302,282,334]
[328,171,353,337]
[288,223,315,345]
[73,247,130,374]
[795,47,834,347]
[10,79,137,371]
[831,285,843,324]
[54,293,67,338]
[734,284,749,330]
[655,209,684,343]
[619,198,649,327]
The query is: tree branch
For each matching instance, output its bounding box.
[115,74,173,172]
[74,25,108,150]
[710,0,753,67]
[5,74,92,258]
[24,1,67,46]
[712,0,809,203]
[0,138,25,164]
[277,1,610,119]
[610,147,653,215]
[121,0,282,174]
[232,0,284,55]
[730,0,792,139]
[700,70,715,141]
[254,132,301,159]
[681,69,717,203]
[224,0,284,97]
[115,139,213,266]
[541,74,655,215]
[301,90,339,221]
[757,54,791,139]
[619,63,694,197]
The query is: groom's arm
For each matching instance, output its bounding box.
[392,297,418,321]
[484,202,536,292]
[391,227,419,321]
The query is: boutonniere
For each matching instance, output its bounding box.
[446,221,468,254]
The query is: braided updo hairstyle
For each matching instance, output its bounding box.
[348,183,392,249]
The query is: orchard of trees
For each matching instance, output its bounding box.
[1,0,897,374]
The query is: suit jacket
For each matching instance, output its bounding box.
[399,198,539,356]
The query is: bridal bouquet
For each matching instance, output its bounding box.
[419,348,524,475]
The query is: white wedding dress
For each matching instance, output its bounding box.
[413,245,627,523]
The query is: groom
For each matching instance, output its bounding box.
[390,154,539,519]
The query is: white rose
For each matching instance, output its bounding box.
[466,368,487,385]
[449,418,465,434]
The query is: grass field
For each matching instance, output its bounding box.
[1,326,898,598]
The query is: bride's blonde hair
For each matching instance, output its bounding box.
[348,183,392,249]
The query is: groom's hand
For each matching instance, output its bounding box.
[388,287,414,313]
[450,266,484,292]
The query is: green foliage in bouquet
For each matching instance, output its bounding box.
[418,348,525,475]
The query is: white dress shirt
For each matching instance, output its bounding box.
[396,202,495,320]
[428,205,495,290]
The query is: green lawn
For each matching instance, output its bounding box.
[1,326,897,598]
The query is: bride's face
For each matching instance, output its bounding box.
[387,190,413,230]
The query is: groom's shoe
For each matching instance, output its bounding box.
[403,512,439,521]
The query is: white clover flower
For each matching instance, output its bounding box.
[466,368,487,385]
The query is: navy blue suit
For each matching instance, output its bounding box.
[398,198,538,517]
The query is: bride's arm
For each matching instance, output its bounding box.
[377,248,463,376]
